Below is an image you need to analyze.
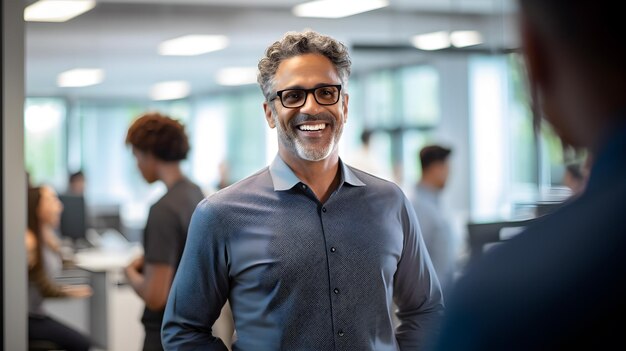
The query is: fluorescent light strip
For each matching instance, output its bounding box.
[293,0,389,19]
[150,81,190,101]
[57,68,104,87]
[25,0,96,22]
[158,35,229,56]
[411,31,451,51]
[216,67,258,86]
[450,30,483,48]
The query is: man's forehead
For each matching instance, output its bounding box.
[273,53,340,88]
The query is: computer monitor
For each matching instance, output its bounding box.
[467,218,536,266]
[58,194,87,242]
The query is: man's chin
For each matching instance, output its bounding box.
[295,145,334,162]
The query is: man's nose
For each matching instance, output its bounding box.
[299,92,324,114]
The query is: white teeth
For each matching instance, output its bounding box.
[298,123,326,131]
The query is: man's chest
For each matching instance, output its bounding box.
[225,201,404,290]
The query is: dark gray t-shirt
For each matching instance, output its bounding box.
[141,177,204,331]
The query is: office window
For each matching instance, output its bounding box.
[469,53,572,220]
[363,70,395,127]
[344,65,440,185]
[24,98,67,189]
[400,65,440,126]
[190,98,228,192]
[470,55,514,219]
[224,89,268,182]
[507,55,539,202]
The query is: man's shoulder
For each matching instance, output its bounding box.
[151,179,204,212]
[203,167,273,207]
[189,167,273,235]
[459,179,626,300]
[443,180,626,349]
[346,165,403,193]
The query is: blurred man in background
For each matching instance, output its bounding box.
[433,0,626,349]
[411,145,456,296]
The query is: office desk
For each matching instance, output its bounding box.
[74,246,144,351]
[43,268,91,336]
[467,218,536,265]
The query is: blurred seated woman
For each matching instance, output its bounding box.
[27,186,92,351]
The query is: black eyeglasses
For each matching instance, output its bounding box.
[272,84,342,108]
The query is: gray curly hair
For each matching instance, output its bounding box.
[257,31,352,101]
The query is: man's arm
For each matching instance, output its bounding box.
[394,195,445,350]
[162,199,230,351]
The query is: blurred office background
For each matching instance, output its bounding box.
[7,0,582,348]
[24,0,574,237]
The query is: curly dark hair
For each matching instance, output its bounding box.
[257,30,352,101]
[125,112,190,161]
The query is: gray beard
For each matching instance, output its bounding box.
[273,113,343,161]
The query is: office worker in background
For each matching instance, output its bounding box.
[433,0,626,350]
[68,170,86,196]
[27,186,92,351]
[411,145,456,297]
[124,112,207,351]
[345,130,391,180]
[162,30,443,351]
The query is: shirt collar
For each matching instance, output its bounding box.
[269,155,366,191]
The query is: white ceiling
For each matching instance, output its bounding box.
[26,0,517,100]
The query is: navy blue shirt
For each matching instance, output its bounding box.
[162,156,443,351]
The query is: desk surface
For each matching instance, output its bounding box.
[74,245,143,272]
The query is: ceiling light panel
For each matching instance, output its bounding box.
[150,81,191,101]
[25,0,96,22]
[411,31,451,51]
[158,35,229,56]
[57,68,104,87]
[293,0,389,19]
[450,30,483,48]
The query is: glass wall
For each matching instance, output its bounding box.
[469,53,571,220]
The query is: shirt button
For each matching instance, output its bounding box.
[330,247,336,253]
[301,184,307,189]
[334,288,340,294]
[338,330,345,337]
[322,207,327,212]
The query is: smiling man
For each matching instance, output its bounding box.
[162,31,443,351]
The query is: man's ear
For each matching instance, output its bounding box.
[342,93,349,124]
[263,101,276,129]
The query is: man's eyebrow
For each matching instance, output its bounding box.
[278,82,339,91]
